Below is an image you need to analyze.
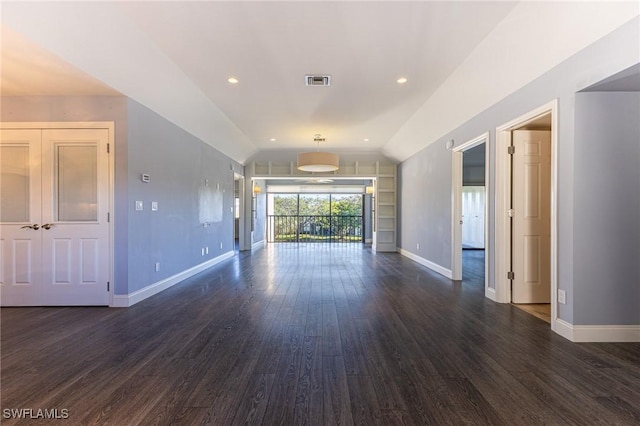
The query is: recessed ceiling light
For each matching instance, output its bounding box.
[227,77,239,84]
[363,138,369,142]
[270,138,276,142]
[397,77,408,84]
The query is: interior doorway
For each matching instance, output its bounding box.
[495,101,557,327]
[451,133,489,291]
[233,173,245,253]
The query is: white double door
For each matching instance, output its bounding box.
[1,128,110,306]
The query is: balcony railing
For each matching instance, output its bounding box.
[268,215,363,243]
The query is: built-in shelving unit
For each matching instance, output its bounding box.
[374,163,397,252]
[248,160,397,252]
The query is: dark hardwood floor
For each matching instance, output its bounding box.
[2,244,639,425]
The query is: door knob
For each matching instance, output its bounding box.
[42,223,54,230]
[21,224,40,230]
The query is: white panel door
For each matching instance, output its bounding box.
[41,129,110,305]
[0,128,110,306]
[461,186,485,249]
[0,130,44,305]
[512,130,551,303]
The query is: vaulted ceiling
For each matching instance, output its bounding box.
[1,2,638,164]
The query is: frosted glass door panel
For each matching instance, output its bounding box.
[0,146,30,222]
[56,145,97,221]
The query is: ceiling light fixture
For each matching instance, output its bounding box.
[397,77,408,84]
[227,77,239,84]
[297,134,339,172]
[270,138,276,142]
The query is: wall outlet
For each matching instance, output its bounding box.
[201,248,205,256]
[155,262,160,272]
[151,201,158,211]
[558,289,566,304]
[416,243,420,250]
[135,201,143,211]
[205,247,209,254]
[220,242,223,249]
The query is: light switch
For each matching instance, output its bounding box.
[135,201,143,211]
[151,202,158,211]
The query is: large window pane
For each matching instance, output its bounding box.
[56,145,97,221]
[330,194,362,216]
[0,145,30,222]
[331,194,363,242]
[272,194,298,216]
[299,194,329,216]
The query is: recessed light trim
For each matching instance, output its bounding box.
[270,138,276,142]
[397,77,408,84]
[227,77,239,84]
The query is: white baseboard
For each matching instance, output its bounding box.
[252,239,265,250]
[554,318,640,342]
[111,251,234,307]
[485,286,497,302]
[398,248,453,279]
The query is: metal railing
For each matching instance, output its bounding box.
[268,215,363,243]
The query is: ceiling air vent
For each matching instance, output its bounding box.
[305,75,331,86]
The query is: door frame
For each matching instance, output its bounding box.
[1,121,115,306]
[234,173,246,252]
[451,132,489,293]
[494,100,558,330]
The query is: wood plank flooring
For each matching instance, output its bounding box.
[2,244,639,425]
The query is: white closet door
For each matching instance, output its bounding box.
[1,128,110,306]
[462,186,485,249]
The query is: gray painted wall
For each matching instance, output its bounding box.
[573,92,640,325]
[1,96,244,296]
[252,179,267,245]
[398,17,639,325]
[364,194,373,241]
[463,144,486,186]
[126,99,242,293]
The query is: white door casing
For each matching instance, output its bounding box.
[0,127,110,306]
[451,133,489,286]
[511,130,551,303]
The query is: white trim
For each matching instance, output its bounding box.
[398,248,453,279]
[252,239,266,250]
[555,319,640,342]
[451,132,489,288]
[112,251,234,307]
[494,100,558,335]
[485,286,497,302]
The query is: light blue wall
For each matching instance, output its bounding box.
[573,92,640,325]
[0,96,244,297]
[126,100,243,293]
[398,17,639,325]
[252,179,267,245]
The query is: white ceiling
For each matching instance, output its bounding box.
[1,2,638,164]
